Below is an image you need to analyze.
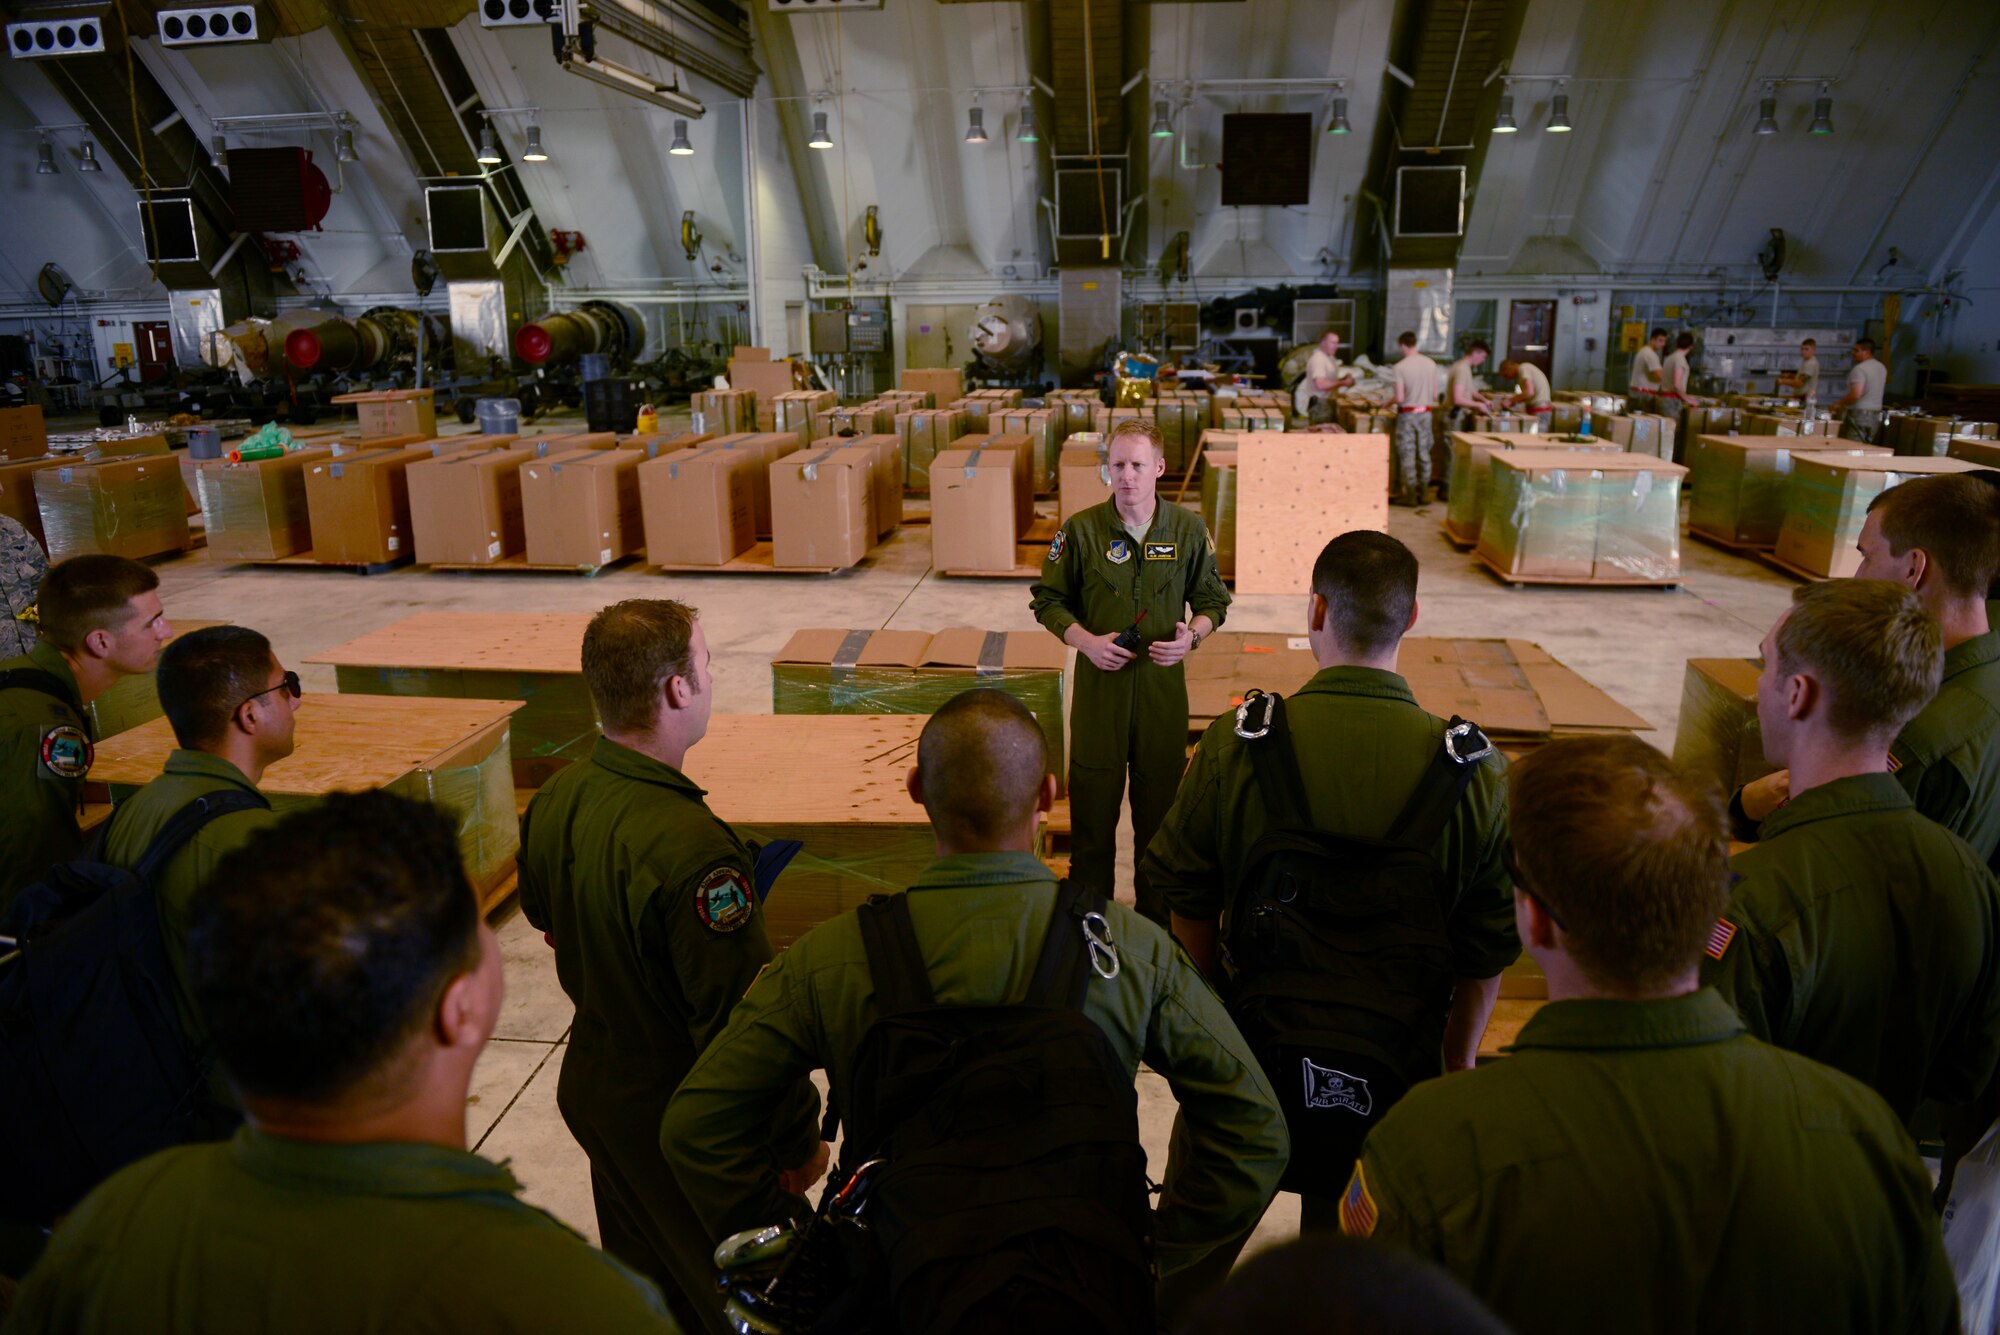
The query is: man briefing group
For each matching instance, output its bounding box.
[5,418,2000,1335]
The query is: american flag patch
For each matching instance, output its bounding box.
[1339,1163,1378,1237]
[1886,752,1903,774]
[1705,918,1738,961]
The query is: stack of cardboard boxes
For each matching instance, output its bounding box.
[773,390,838,441]
[1154,389,1210,472]
[1215,395,1287,431]
[37,442,193,562]
[1597,413,1677,460]
[1685,436,1888,550]
[1893,416,1997,457]
[304,439,496,565]
[1772,454,1980,578]
[692,388,758,435]
[1045,390,1101,434]
[1058,432,1112,522]
[951,389,1025,432]
[197,448,333,561]
[330,388,436,439]
[931,435,1036,573]
[895,408,967,494]
[725,348,802,431]
[1443,433,1623,547]
[898,368,964,408]
[992,407,1067,492]
[814,402,897,439]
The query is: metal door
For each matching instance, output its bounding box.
[1506,301,1556,379]
[134,321,175,383]
[904,304,975,369]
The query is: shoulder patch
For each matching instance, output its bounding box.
[39,723,92,780]
[1704,917,1737,961]
[694,865,755,933]
[1339,1162,1378,1237]
[1046,527,1066,564]
[1885,751,1903,774]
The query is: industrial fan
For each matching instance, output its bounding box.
[36,262,74,307]
[1758,229,1787,282]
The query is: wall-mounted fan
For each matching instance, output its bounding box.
[37,262,74,307]
[1758,229,1787,282]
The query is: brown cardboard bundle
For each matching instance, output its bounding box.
[303,446,436,564]
[1444,433,1622,546]
[1686,436,1889,549]
[1059,434,1112,523]
[1895,416,1971,457]
[877,388,933,413]
[702,432,805,538]
[196,448,332,561]
[1742,412,1839,439]
[895,409,966,495]
[0,456,65,545]
[770,445,876,569]
[1545,403,1585,433]
[1046,390,1102,435]
[1773,453,1979,578]
[1216,402,1287,432]
[521,449,644,568]
[408,449,529,565]
[814,434,902,536]
[931,446,1021,572]
[899,368,963,407]
[1467,412,1547,435]
[1681,405,1741,441]
[1475,452,1686,582]
[953,432,1034,536]
[693,388,758,435]
[774,390,838,440]
[36,455,192,562]
[1339,404,1398,434]
[1553,390,1626,413]
[330,388,436,440]
[1600,413,1676,460]
[994,408,1065,492]
[508,432,619,459]
[1154,393,1209,472]
[1092,406,1157,438]
[1671,658,1773,797]
[639,445,760,566]
[1948,437,2000,468]
[0,405,47,461]
[619,430,711,460]
[813,402,897,440]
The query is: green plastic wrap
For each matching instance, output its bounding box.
[1670,658,1773,797]
[771,662,1066,781]
[1200,459,1237,579]
[333,664,597,784]
[37,457,190,563]
[386,723,521,896]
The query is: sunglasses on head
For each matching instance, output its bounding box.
[236,670,302,713]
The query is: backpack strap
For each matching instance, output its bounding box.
[1237,690,1314,833]
[855,892,936,1016]
[1025,879,1102,1010]
[0,666,82,717]
[128,789,273,885]
[1381,717,1493,852]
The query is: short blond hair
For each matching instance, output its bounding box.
[1107,416,1165,456]
[1776,580,1942,738]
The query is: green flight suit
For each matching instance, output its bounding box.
[6,1126,677,1333]
[1704,774,2000,1128]
[0,640,92,915]
[661,852,1291,1277]
[1889,627,2000,863]
[519,737,819,1335]
[101,749,283,1107]
[1347,990,1959,1335]
[1029,499,1231,924]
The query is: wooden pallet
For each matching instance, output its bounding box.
[1757,550,1833,583]
[1474,549,1682,589]
[1686,527,1774,558]
[429,552,639,576]
[935,516,1059,579]
[653,541,848,576]
[1440,518,1480,549]
[244,549,411,575]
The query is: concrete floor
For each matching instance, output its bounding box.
[141,410,1802,1262]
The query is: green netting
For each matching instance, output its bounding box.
[333,665,598,767]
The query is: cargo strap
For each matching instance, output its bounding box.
[976,632,1007,678]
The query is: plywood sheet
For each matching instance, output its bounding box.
[307,611,593,674]
[1235,432,1389,595]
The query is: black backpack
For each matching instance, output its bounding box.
[1221,689,1491,1198]
[829,883,1156,1335]
[0,789,265,1226]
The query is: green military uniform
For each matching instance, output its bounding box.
[1704,773,2000,1128]
[0,639,93,915]
[6,1126,677,1332]
[1029,498,1231,923]
[102,749,283,1104]
[519,737,819,1335]
[1346,990,1959,1335]
[661,852,1290,1276]
[1888,627,2000,863]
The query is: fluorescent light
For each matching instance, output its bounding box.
[560,54,706,118]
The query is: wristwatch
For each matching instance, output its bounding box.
[1190,629,1206,651]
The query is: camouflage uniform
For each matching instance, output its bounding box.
[1840,409,1884,445]
[0,515,45,659]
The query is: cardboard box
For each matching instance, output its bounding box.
[774,390,838,440]
[895,409,967,495]
[814,434,902,537]
[1671,658,1774,797]
[899,368,965,406]
[639,446,759,566]
[88,433,172,459]
[770,445,875,569]
[407,449,527,565]
[994,408,1065,492]
[195,448,332,561]
[877,389,933,413]
[521,448,644,568]
[1200,450,1237,580]
[331,388,437,440]
[1601,413,1676,459]
[508,432,618,458]
[36,456,191,562]
[1742,412,1839,439]
[727,358,802,429]
[1047,390,1101,435]
[701,431,804,539]
[693,389,758,436]
[770,627,1069,783]
[1896,416,1971,457]
[1155,393,1210,472]
[304,447,433,564]
[734,346,772,362]
[1773,453,1979,578]
[1444,433,1622,545]
[953,432,1034,536]
[1059,437,1112,522]
[1948,437,2000,469]
[814,403,897,440]
[1475,452,1687,582]
[1687,436,1890,548]
[931,446,1021,572]
[0,456,64,546]
[620,430,711,460]
[0,405,47,461]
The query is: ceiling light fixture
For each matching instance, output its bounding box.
[1809,82,1834,135]
[334,125,359,162]
[1327,95,1351,135]
[965,104,988,145]
[668,119,693,156]
[523,122,549,161]
[1547,83,1571,132]
[36,135,57,174]
[1493,91,1518,133]
[1150,99,1174,138]
[1755,85,1779,135]
[78,137,102,171]
[1017,100,1040,143]
[211,133,227,167]
[808,109,833,149]
[476,119,503,165]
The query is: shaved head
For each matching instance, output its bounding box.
[916,690,1048,846]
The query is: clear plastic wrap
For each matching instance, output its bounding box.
[195,451,321,561]
[1200,457,1237,580]
[1671,658,1774,797]
[333,665,597,778]
[894,409,967,494]
[389,723,522,897]
[1477,457,1683,581]
[1594,467,1683,581]
[38,457,190,562]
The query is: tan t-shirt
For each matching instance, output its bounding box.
[1849,357,1887,411]
[1661,349,1691,396]
[1516,361,1552,408]
[1630,345,1664,393]
[1798,355,1821,388]
[1447,357,1483,407]
[1394,353,1441,408]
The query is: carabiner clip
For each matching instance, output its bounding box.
[1444,719,1495,765]
[1234,689,1277,740]
[1081,911,1121,980]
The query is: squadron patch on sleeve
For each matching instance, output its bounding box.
[1046,527,1066,564]
[38,723,93,780]
[695,865,755,933]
